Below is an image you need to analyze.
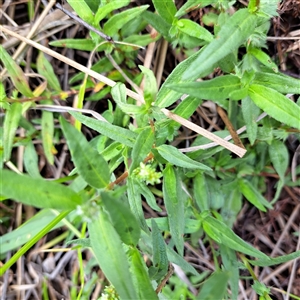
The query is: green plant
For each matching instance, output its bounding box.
[1,0,300,299]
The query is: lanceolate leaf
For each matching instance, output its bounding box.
[241,97,260,145]
[268,139,289,203]
[70,112,138,147]
[196,271,229,300]
[42,109,55,165]
[175,0,219,18]
[176,19,213,42]
[103,5,149,36]
[183,9,257,80]
[101,192,141,246]
[157,144,212,171]
[3,102,22,162]
[249,250,300,267]
[163,165,184,255]
[238,178,273,211]
[94,0,131,24]
[248,84,300,130]
[60,117,110,189]
[89,211,138,300]
[148,219,169,281]
[201,214,270,259]
[37,52,61,91]
[153,0,177,25]
[168,75,241,101]
[129,248,158,299]
[0,45,33,97]
[0,170,82,210]
[67,0,94,24]
[130,127,154,172]
[127,177,149,233]
[253,72,300,94]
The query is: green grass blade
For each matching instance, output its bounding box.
[0,210,71,276]
[3,102,22,161]
[0,45,33,97]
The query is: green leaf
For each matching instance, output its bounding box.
[220,245,239,300]
[60,117,110,189]
[241,97,260,145]
[103,5,149,36]
[175,0,219,18]
[163,165,184,255]
[127,177,149,233]
[193,173,209,212]
[249,250,300,267]
[139,66,157,106]
[268,139,288,181]
[130,127,154,172]
[49,38,105,51]
[0,169,82,210]
[142,11,171,39]
[3,102,22,162]
[111,83,145,115]
[148,219,169,281]
[268,139,288,203]
[201,214,270,259]
[176,19,213,42]
[253,72,300,94]
[24,141,42,178]
[101,192,140,246]
[70,112,138,147]
[42,109,55,165]
[67,0,94,24]
[37,52,61,91]
[196,271,229,300]
[168,75,241,102]
[129,248,158,299]
[94,0,131,24]
[157,144,212,171]
[134,180,162,212]
[0,209,63,254]
[183,9,257,80]
[0,45,33,97]
[248,47,278,72]
[153,0,177,25]
[166,246,198,275]
[89,211,138,300]
[248,84,300,130]
[238,178,273,211]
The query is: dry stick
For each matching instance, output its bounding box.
[155,264,174,294]
[161,108,247,157]
[0,0,56,79]
[54,1,113,42]
[0,25,246,157]
[216,105,245,149]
